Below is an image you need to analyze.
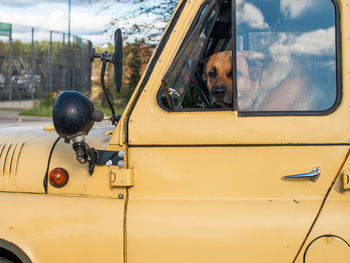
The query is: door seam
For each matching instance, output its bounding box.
[292,147,350,262]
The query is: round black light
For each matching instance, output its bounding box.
[53,91,102,140]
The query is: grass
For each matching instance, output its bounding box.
[20,106,53,117]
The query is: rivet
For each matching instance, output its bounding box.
[129,140,132,143]
[105,160,113,167]
[118,194,124,199]
[118,150,125,158]
[174,29,177,32]
[118,160,125,167]
[159,59,162,62]
[144,89,147,92]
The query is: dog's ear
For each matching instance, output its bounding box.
[203,56,210,74]
[204,57,211,77]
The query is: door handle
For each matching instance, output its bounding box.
[283,167,321,182]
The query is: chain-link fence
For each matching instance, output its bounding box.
[0,22,92,101]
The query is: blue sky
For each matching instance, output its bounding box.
[0,0,163,46]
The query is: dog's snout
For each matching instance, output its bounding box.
[212,86,227,96]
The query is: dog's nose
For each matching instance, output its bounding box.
[212,86,227,96]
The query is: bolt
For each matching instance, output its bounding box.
[118,150,125,158]
[118,194,124,199]
[159,59,162,62]
[105,160,113,167]
[118,160,125,167]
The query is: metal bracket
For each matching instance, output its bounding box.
[88,149,126,175]
[342,170,350,190]
[110,167,134,187]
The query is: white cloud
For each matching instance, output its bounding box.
[0,0,166,45]
[0,9,110,34]
[0,0,86,7]
[236,1,269,29]
[281,0,315,19]
[270,27,335,57]
[0,8,111,45]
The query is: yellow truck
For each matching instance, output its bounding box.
[1,0,350,262]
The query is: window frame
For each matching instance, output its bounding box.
[157,0,221,112]
[156,0,342,116]
[235,0,342,117]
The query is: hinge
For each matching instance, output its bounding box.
[110,167,134,187]
[342,170,350,190]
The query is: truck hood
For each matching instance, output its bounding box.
[0,121,113,195]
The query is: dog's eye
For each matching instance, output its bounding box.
[208,67,216,78]
[227,70,233,78]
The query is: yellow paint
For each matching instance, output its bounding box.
[43,125,55,132]
[0,0,350,262]
[110,167,134,187]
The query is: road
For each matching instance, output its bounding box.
[0,109,51,124]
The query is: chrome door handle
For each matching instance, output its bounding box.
[283,167,321,182]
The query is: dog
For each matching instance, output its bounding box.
[205,51,233,108]
[205,50,312,111]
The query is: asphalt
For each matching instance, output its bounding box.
[0,109,52,124]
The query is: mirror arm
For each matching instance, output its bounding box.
[100,61,116,125]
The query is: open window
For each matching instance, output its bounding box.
[158,0,231,111]
[158,0,340,115]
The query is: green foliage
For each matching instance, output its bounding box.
[39,93,56,108]
[93,39,153,108]
[20,106,53,117]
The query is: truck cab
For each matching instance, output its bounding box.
[0,0,350,262]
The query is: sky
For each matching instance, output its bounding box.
[0,0,161,46]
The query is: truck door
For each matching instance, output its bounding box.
[126,0,349,262]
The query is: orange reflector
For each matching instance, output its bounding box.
[49,168,69,188]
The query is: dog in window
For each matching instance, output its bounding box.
[205,50,312,111]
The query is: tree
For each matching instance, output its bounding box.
[87,0,179,44]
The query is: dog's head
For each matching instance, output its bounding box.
[206,51,233,108]
[206,50,263,109]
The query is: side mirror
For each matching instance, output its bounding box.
[113,29,123,93]
[90,28,123,125]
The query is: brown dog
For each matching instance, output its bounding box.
[206,51,233,108]
[206,50,311,110]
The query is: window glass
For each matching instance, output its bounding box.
[236,0,337,112]
[160,1,219,110]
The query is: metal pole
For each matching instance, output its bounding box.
[87,40,92,93]
[49,30,53,93]
[9,31,13,101]
[62,33,65,89]
[72,37,75,89]
[31,27,35,101]
[80,44,83,92]
[68,0,71,89]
